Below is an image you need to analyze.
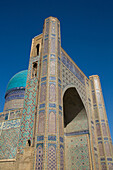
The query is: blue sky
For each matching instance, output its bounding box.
[0,0,113,140]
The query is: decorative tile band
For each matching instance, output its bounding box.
[48,135,56,141]
[5,87,25,98]
[37,136,44,141]
[49,103,56,108]
[61,50,85,85]
[65,130,89,136]
[39,104,45,108]
[2,119,21,130]
[50,76,56,80]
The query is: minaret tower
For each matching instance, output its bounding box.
[35,16,64,170]
[90,75,113,169]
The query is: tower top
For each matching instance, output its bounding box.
[44,16,60,22]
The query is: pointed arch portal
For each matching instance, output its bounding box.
[63,87,91,169]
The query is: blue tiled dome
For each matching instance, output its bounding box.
[6,70,28,93]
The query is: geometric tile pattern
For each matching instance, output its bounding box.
[65,134,90,170]
[61,50,85,85]
[18,56,39,152]
[35,144,43,170]
[48,145,57,169]
[60,146,64,170]
[0,127,20,159]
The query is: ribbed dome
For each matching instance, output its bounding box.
[6,70,28,93]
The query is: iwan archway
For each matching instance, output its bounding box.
[63,87,91,169]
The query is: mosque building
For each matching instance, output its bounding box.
[0,16,113,170]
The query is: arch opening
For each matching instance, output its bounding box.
[63,87,90,169]
[63,87,85,128]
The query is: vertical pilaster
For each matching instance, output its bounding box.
[86,77,100,169]
[90,75,113,170]
[18,35,42,153]
[35,17,64,170]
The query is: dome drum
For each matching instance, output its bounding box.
[4,70,27,111]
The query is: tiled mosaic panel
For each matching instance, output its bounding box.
[44,38,48,54]
[96,123,101,137]
[98,141,104,156]
[18,56,39,150]
[60,146,64,170]
[2,119,21,130]
[48,111,56,133]
[62,63,87,111]
[65,108,88,133]
[35,144,43,170]
[42,59,47,76]
[61,50,85,85]
[0,127,20,159]
[18,79,37,150]
[51,37,56,53]
[40,82,46,103]
[50,59,56,75]
[48,144,57,169]
[104,141,111,157]
[65,134,90,170]
[0,109,22,123]
[38,111,45,133]
[49,83,56,102]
